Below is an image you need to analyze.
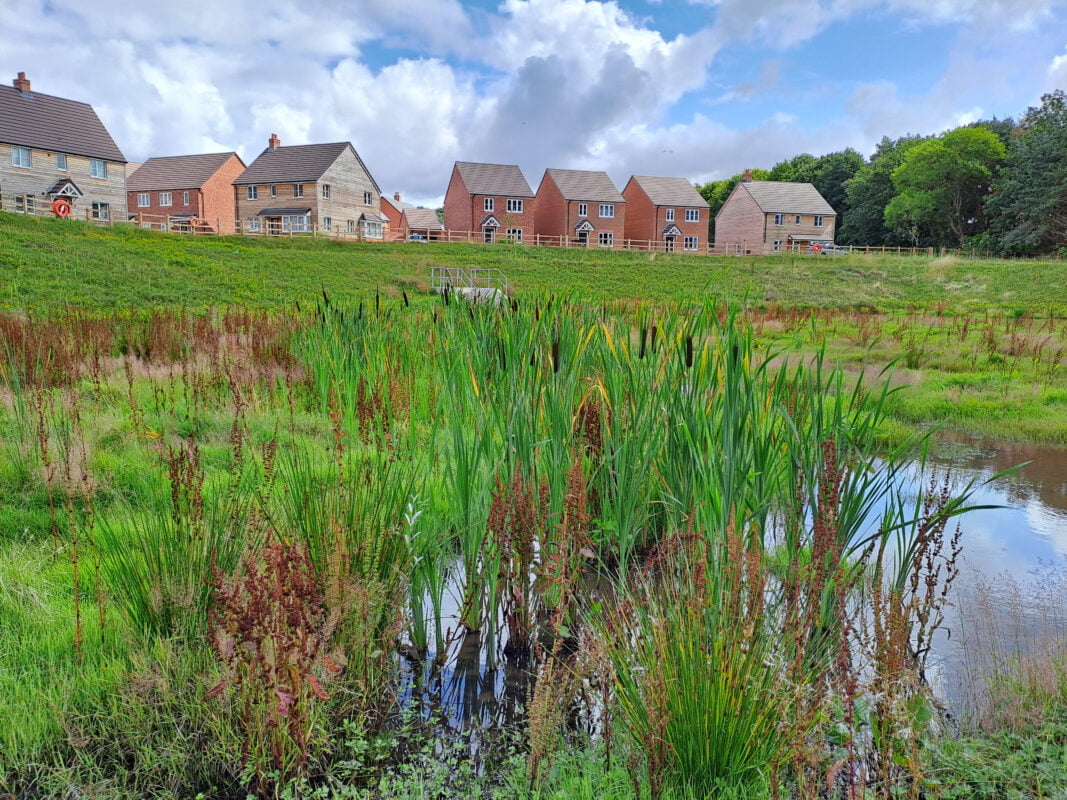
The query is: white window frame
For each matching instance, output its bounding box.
[773,240,782,252]
[484,197,494,212]
[506,198,523,213]
[90,159,107,179]
[599,204,614,218]
[322,216,332,232]
[774,213,783,226]
[506,227,523,243]
[293,184,304,198]
[268,184,276,198]
[578,202,588,217]
[685,209,699,222]
[282,214,309,233]
[665,208,675,222]
[361,219,384,239]
[598,231,614,248]
[347,219,355,234]
[183,191,190,206]
[683,236,698,251]
[321,183,331,199]
[159,191,173,207]
[247,185,258,200]
[12,146,31,168]
[246,217,261,232]
[137,193,150,208]
[91,201,110,220]
[56,153,67,171]
[363,191,372,205]
[814,215,824,227]
[14,195,34,213]
[796,215,802,225]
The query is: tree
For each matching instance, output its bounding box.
[838,136,925,246]
[884,126,1007,247]
[987,91,1067,254]
[697,168,771,242]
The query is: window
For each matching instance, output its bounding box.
[12,146,30,168]
[484,197,494,212]
[160,223,168,232]
[321,184,331,199]
[270,184,277,198]
[598,232,614,248]
[183,191,190,206]
[90,159,107,179]
[506,228,523,243]
[91,202,110,220]
[795,215,802,225]
[685,209,699,222]
[282,214,309,233]
[578,203,588,217]
[665,208,675,222]
[599,204,614,218]
[773,240,782,252]
[159,192,173,207]
[347,220,355,234]
[56,153,67,171]
[683,236,698,251]
[246,217,261,232]
[247,185,258,200]
[293,184,303,198]
[141,223,152,229]
[363,191,372,205]
[506,198,523,213]
[814,215,824,227]
[14,195,34,214]
[774,213,783,226]
[361,220,384,239]
[322,216,332,232]
[137,193,150,207]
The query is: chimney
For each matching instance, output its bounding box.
[394,191,402,201]
[268,133,281,150]
[13,72,30,94]
[740,168,753,182]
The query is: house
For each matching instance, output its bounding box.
[233,134,382,237]
[127,152,246,234]
[380,191,413,236]
[714,172,836,254]
[533,168,626,249]
[622,175,710,253]
[443,161,535,243]
[401,207,444,240]
[0,72,127,222]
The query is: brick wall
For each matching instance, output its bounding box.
[201,154,245,234]
[714,185,765,253]
[442,167,471,233]
[127,186,198,228]
[535,177,625,248]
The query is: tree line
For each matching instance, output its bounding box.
[698,90,1067,254]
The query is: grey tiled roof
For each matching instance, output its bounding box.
[382,195,414,213]
[630,175,709,208]
[127,152,242,192]
[740,181,835,215]
[256,207,311,216]
[235,142,379,191]
[454,162,534,197]
[403,207,443,230]
[0,82,125,162]
[544,169,624,202]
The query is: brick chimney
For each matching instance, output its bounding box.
[740,168,753,182]
[13,72,30,94]
[268,133,281,149]
[394,191,402,201]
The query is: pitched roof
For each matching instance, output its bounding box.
[543,168,624,202]
[454,162,533,197]
[0,82,125,162]
[382,195,414,214]
[127,152,242,192]
[737,181,835,215]
[403,208,443,230]
[234,142,378,189]
[629,175,709,208]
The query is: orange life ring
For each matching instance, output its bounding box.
[811,243,823,254]
[189,217,199,228]
[52,198,71,218]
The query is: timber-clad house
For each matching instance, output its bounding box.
[622,175,710,253]
[714,171,837,254]
[0,72,127,221]
[233,134,384,237]
[443,162,536,243]
[127,152,246,234]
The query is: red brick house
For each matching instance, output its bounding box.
[443,161,535,243]
[233,134,382,237]
[622,175,710,253]
[127,152,245,234]
[380,191,412,237]
[0,72,127,221]
[714,174,836,254]
[533,168,625,249]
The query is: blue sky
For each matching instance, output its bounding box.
[3,0,1067,206]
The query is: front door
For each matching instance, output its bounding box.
[664,236,675,253]
[577,230,589,247]
[483,226,496,243]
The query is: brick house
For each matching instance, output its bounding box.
[533,168,626,249]
[622,175,710,253]
[233,134,383,237]
[0,72,127,222]
[127,152,245,234]
[380,191,412,237]
[443,161,535,243]
[714,173,836,254]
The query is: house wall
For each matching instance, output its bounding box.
[317,148,381,237]
[234,180,319,230]
[0,144,126,220]
[201,154,245,234]
[765,213,836,252]
[443,169,535,239]
[127,186,199,228]
[713,185,766,253]
[621,182,707,249]
[380,198,405,231]
[534,177,625,248]
[442,167,471,233]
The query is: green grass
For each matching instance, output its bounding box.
[3,212,1067,314]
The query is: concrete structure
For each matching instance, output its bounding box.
[622,175,710,252]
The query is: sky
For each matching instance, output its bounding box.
[3,0,1067,207]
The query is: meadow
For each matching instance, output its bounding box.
[1,213,1066,798]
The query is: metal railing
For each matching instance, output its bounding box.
[430,266,509,293]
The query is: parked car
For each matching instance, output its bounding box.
[407,234,428,243]
[806,244,849,255]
